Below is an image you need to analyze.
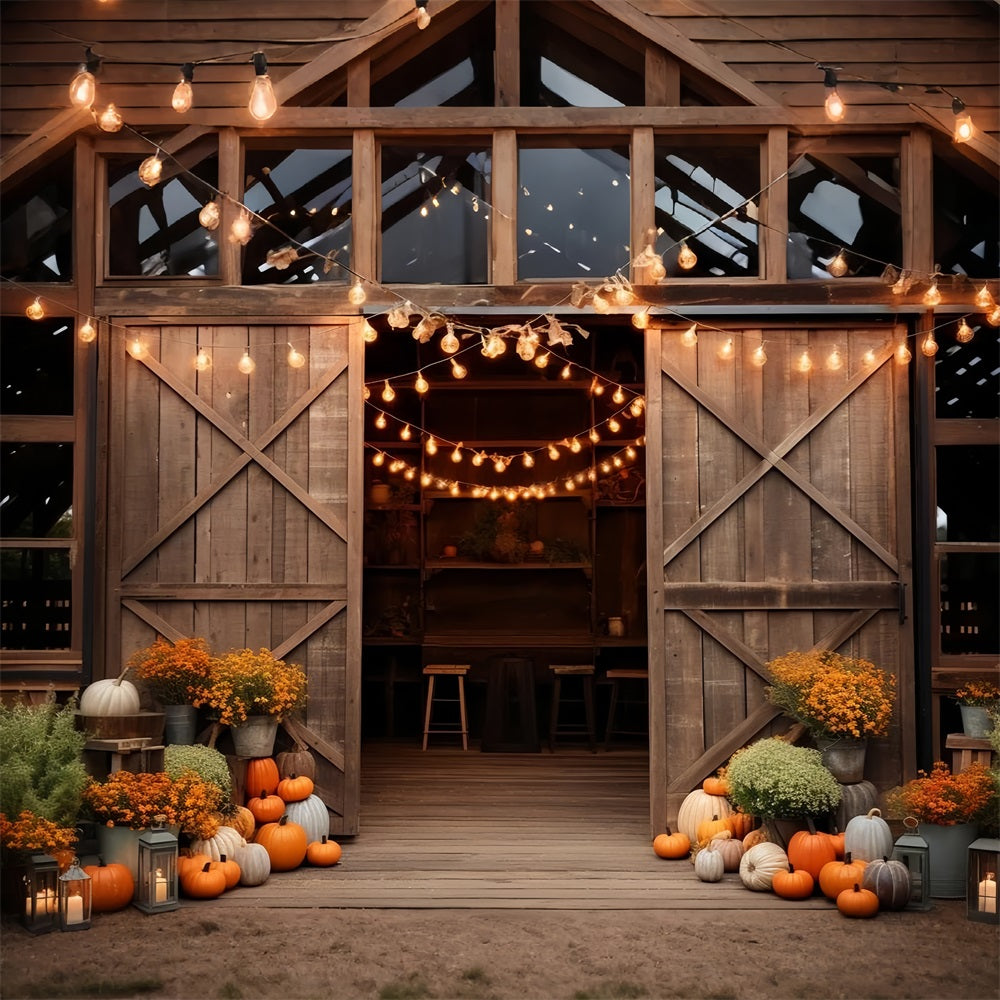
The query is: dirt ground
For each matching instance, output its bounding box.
[2,897,998,1000]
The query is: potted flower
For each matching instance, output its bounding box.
[193,647,307,758]
[954,680,1000,738]
[766,649,896,782]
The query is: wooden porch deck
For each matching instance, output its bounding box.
[211,740,828,910]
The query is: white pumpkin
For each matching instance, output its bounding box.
[284,794,329,845]
[739,842,788,891]
[694,848,725,883]
[844,808,894,862]
[234,838,271,887]
[189,825,243,862]
[676,789,734,844]
[79,668,141,716]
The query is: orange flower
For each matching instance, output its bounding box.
[887,762,997,826]
[955,680,1000,707]
[129,636,213,706]
[192,648,306,727]
[0,811,77,855]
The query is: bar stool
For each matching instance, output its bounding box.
[548,664,596,752]
[603,668,648,751]
[422,664,470,750]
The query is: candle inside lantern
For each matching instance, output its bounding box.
[154,869,168,903]
[65,894,84,924]
[979,873,997,914]
[25,889,56,917]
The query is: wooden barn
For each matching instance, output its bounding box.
[1,0,997,842]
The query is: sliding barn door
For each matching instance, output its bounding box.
[645,324,914,830]
[106,321,363,834]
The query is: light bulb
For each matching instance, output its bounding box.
[796,350,812,373]
[570,438,582,453]
[612,385,625,404]
[471,451,484,467]
[921,333,939,357]
[287,345,306,368]
[229,209,252,245]
[198,200,220,231]
[591,290,610,314]
[194,348,212,372]
[172,66,194,113]
[718,338,735,361]
[381,380,395,403]
[861,349,876,366]
[416,2,431,29]
[138,152,163,187]
[827,251,848,277]
[348,280,366,306]
[974,286,995,311]
[400,424,412,441]
[387,306,409,329]
[608,418,621,434]
[534,351,550,369]
[238,350,256,374]
[79,317,97,343]
[677,242,697,270]
[414,372,429,394]
[375,412,387,430]
[361,320,378,343]
[494,457,506,474]
[363,385,370,400]
[440,324,460,354]
[629,399,644,417]
[956,319,975,344]
[954,114,974,144]
[988,305,1000,327]
[450,358,467,379]
[895,342,912,364]
[826,347,843,370]
[548,444,560,461]
[923,281,942,306]
[413,316,435,343]
[97,103,123,132]
[69,67,96,109]
[372,451,386,467]
[248,54,277,121]
[649,256,666,281]
[451,444,463,463]
[680,324,698,347]
[560,364,572,380]
[751,344,767,367]
[25,297,44,320]
[522,452,535,468]
[127,337,145,359]
[613,283,635,307]
[824,89,845,123]
[425,437,438,455]
[589,428,600,443]
[631,310,649,330]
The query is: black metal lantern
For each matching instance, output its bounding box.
[21,853,58,934]
[134,819,178,914]
[57,858,92,931]
[966,837,1000,924]
[890,816,932,911]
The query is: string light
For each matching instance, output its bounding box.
[591,290,610,314]
[415,0,432,29]
[821,66,846,122]
[751,343,767,367]
[25,297,44,320]
[375,412,387,430]
[425,436,438,455]
[952,97,974,143]
[287,345,306,368]
[381,380,395,403]
[612,385,625,404]
[677,242,698,270]
[607,418,621,434]
[127,336,145,359]
[440,324,460,354]
[198,201,220,231]
[988,305,1000,327]
[826,346,843,371]
[69,48,99,109]
[372,451,386,467]
[861,348,877,366]
[895,341,912,364]
[237,349,256,374]
[534,351,550,369]
[717,338,735,361]
[631,309,649,330]
[494,456,507,473]
[680,324,698,347]
[923,280,942,306]
[522,452,535,468]
[138,150,163,187]
[229,208,252,245]
[796,350,813,373]
[560,364,572,379]
[450,358,467,379]
[96,104,123,132]
[348,280,367,306]
[827,250,849,277]
[172,63,194,113]
[78,317,97,343]
[400,424,412,440]
[451,443,463,463]
[974,286,995,311]
[361,320,378,343]
[921,332,939,357]
[414,371,429,394]
[194,348,212,371]
[471,451,485,466]
[956,319,975,343]
[249,52,278,121]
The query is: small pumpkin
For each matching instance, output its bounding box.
[726,811,756,841]
[306,835,343,867]
[83,860,134,912]
[739,842,788,891]
[226,805,256,841]
[786,820,837,881]
[234,838,271,887]
[79,666,141,716]
[694,847,725,883]
[284,793,330,845]
[696,814,731,847]
[837,882,880,919]
[177,851,212,880]
[742,827,769,849]
[862,857,911,911]
[827,827,846,859]
[819,851,868,900]
[244,757,280,797]
[189,825,243,863]
[254,814,308,872]
[276,773,314,804]
[702,775,729,797]
[652,827,691,860]
[844,808,894,863]
[677,789,734,844]
[210,853,241,890]
[707,831,745,872]
[276,745,316,781]
[248,790,286,825]
[772,863,815,900]
[180,861,227,900]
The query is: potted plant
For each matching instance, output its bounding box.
[954,680,1000,738]
[765,649,896,782]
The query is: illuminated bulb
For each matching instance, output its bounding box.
[921,333,939,357]
[956,319,974,344]
[381,380,395,402]
[649,256,666,281]
[127,337,145,359]
[348,280,367,306]
[954,114,974,144]
[607,418,621,434]
[522,452,535,468]
[404,468,416,481]
[421,472,432,487]
[613,283,634,307]
[612,456,623,468]
[564,480,575,492]
[25,297,44,320]
[751,344,767,367]
[440,324,460,353]
[414,316,436,342]
[451,483,461,497]
[172,65,194,113]
[923,281,942,307]
[97,103,123,132]
[796,350,812,374]
[974,286,994,311]
[361,320,378,343]
[895,342,912,364]
[238,350,256,374]
[861,349,876,366]
[420,205,429,218]
[560,364,571,380]
[287,346,306,368]
[450,358,467,379]
[472,451,485,467]
[677,242,697,270]
[375,412,387,430]
[194,348,212,372]
[248,53,278,121]
[826,347,843,371]
[363,385,370,400]
[591,290,610,314]
[400,424,412,440]
[69,59,97,109]
[372,451,386,467]
[569,438,582,453]
[138,152,163,187]
[534,351,550,369]
[590,377,604,396]
[824,88,846,123]
[600,461,612,475]
[632,310,649,330]
[988,305,1000,327]
[625,446,636,460]
[548,444,560,461]
[432,196,440,208]
[425,437,438,455]
[629,398,644,417]
[718,338,735,361]
[387,306,409,329]
[827,251,849,277]
[680,324,698,347]
[414,372,429,394]
[229,208,252,245]
[612,385,625,404]
[79,317,97,343]
[588,428,600,443]
[451,444,463,463]
[416,1,431,29]
[198,201,220,231]
[494,457,506,474]
[471,197,479,213]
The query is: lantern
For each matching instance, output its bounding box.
[57,858,91,931]
[22,853,58,934]
[966,838,1000,924]
[135,820,179,914]
[890,816,932,911]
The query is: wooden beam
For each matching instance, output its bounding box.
[630,127,656,283]
[645,47,680,106]
[909,103,1000,172]
[491,130,517,285]
[663,581,902,609]
[218,128,242,285]
[761,127,787,282]
[352,130,377,282]
[495,0,519,108]
[0,108,91,186]
[282,715,346,772]
[901,128,935,276]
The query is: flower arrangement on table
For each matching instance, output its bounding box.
[954,680,1000,707]
[192,647,307,728]
[81,770,225,840]
[127,636,213,706]
[0,811,78,866]
[886,761,998,827]
[766,649,896,740]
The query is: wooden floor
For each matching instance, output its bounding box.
[210,740,828,910]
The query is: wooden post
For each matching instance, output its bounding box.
[218,128,242,285]
[761,127,788,283]
[901,128,934,276]
[352,130,377,283]
[492,130,517,285]
[495,0,519,108]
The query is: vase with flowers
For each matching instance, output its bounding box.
[766,649,896,783]
[193,647,307,757]
[954,680,1000,738]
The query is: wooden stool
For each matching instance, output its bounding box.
[603,669,648,751]
[422,665,470,750]
[548,665,596,752]
[946,733,994,773]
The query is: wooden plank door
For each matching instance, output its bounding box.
[644,324,914,831]
[105,320,363,834]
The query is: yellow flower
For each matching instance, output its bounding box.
[191,648,306,727]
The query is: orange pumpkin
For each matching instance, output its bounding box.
[772,864,815,900]
[742,827,769,849]
[254,815,308,872]
[837,882,880,918]
[306,836,343,867]
[177,851,212,880]
[83,860,134,912]
[819,852,868,901]
[652,827,691,860]
[827,828,846,859]
[276,773,314,804]
[227,805,256,841]
[727,812,756,840]
[180,861,227,899]
[210,853,241,890]
[787,825,837,882]
[248,790,285,825]
[702,775,729,797]
[696,814,731,846]
[244,757,280,796]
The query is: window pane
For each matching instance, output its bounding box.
[937,447,999,542]
[934,156,999,280]
[1,317,73,415]
[787,153,901,279]
[243,147,353,284]
[107,152,219,277]
[934,324,999,419]
[654,143,760,278]
[381,147,490,284]
[940,552,999,655]
[518,147,630,280]
[0,443,73,538]
[0,152,73,282]
[0,548,72,650]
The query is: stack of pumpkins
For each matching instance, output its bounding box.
[178,746,342,901]
[654,777,911,919]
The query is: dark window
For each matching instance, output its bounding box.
[0,548,72,650]
[0,443,74,538]
[1,317,73,415]
[934,325,1000,420]
[934,155,999,280]
[939,552,999,655]
[936,447,999,543]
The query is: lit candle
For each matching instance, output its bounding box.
[979,873,997,914]
[25,889,56,917]
[154,869,168,903]
[65,894,84,924]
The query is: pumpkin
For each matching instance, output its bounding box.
[702,775,729,797]
[79,666,141,716]
[210,853,241,890]
[827,827,846,859]
[786,821,837,881]
[677,789,733,844]
[707,831,745,872]
[244,757,280,796]
[306,836,343,867]
[696,814,731,846]
[862,857,911,911]
[254,814,308,871]
[180,861,227,899]
[276,746,316,781]
[742,827,769,849]
[837,882,880,918]
[226,805,256,841]
[739,842,788,891]
[177,852,212,880]
[652,827,691,860]
[83,860,134,912]
[772,864,815,900]
[726,812,756,841]
[234,838,271,887]
[189,825,243,862]
[835,780,879,832]
[818,851,868,900]
[248,790,285,825]
[694,847,725,883]
[844,808,894,862]
[284,793,330,845]
[276,773,314,804]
